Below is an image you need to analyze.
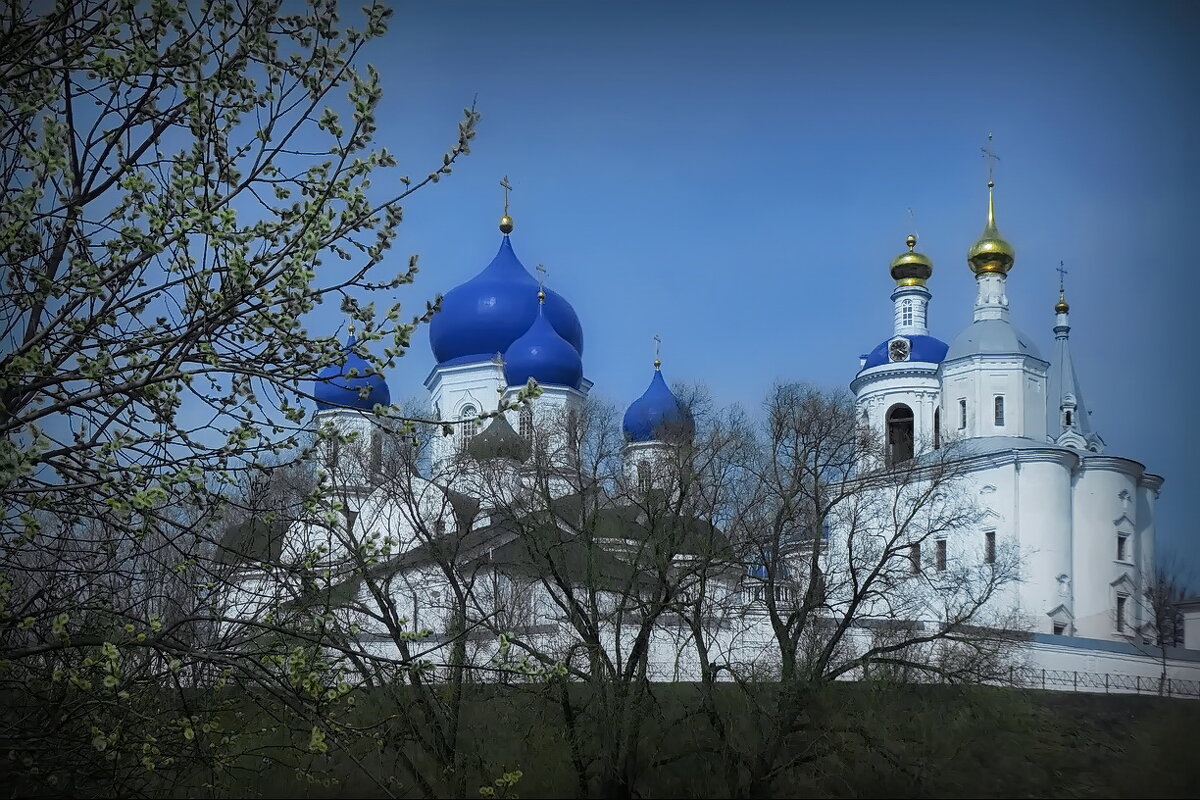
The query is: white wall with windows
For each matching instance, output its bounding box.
[938,354,1048,441]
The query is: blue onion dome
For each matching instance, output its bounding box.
[429,234,583,366]
[622,363,693,442]
[503,293,583,389]
[861,335,949,369]
[314,335,391,411]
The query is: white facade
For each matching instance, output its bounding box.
[851,185,1164,646]
[223,190,1188,696]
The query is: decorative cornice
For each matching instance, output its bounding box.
[1076,454,1147,477]
[939,352,1050,370]
[1138,473,1165,495]
[946,444,1080,473]
[850,363,941,393]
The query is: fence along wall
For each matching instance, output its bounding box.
[1017,634,1200,698]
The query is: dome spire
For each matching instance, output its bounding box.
[967,133,1015,275]
[499,175,514,235]
[653,334,663,370]
[1055,260,1070,314]
[493,351,506,398]
[535,262,547,303]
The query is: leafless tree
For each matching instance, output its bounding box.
[1134,559,1196,694]
[675,383,1023,797]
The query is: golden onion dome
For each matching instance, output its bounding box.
[499,215,514,235]
[890,233,933,286]
[1055,292,1069,314]
[967,181,1015,274]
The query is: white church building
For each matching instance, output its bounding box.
[224,176,1200,696]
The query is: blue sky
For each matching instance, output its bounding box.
[324,1,1197,567]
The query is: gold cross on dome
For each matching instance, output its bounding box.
[535,262,547,291]
[500,175,512,215]
[653,334,662,368]
[1056,260,1069,293]
[980,132,1000,183]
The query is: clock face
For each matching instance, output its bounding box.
[888,338,910,362]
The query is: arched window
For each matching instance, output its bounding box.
[519,407,533,441]
[886,404,914,465]
[994,395,1005,427]
[460,404,478,446]
[901,298,913,327]
[637,460,651,492]
[1064,409,1073,426]
[933,407,941,450]
[958,398,967,430]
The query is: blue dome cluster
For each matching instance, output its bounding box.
[429,237,583,366]
[314,336,391,411]
[504,302,584,389]
[861,334,949,369]
[623,368,693,442]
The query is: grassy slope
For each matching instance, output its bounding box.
[188,684,1199,799]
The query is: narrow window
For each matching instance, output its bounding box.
[933,408,941,450]
[519,407,533,441]
[1064,409,1073,426]
[958,398,967,430]
[1117,533,1129,561]
[637,460,651,492]
[909,543,922,574]
[984,530,996,565]
[886,404,914,465]
[1116,594,1128,633]
[460,405,478,446]
[370,428,383,476]
[346,509,359,534]
[566,410,580,455]
[325,436,341,471]
[901,298,913,327]
[936,539,947,571]
[994,396,1005,427]
[1052,622,1067,636]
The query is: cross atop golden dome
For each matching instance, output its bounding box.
[968,135,1016,275]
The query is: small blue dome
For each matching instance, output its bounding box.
[313,336,391,411]
[503,303,583,389]
[861,334,950,370]
[623,368,693,443]
[429,236,583,366]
